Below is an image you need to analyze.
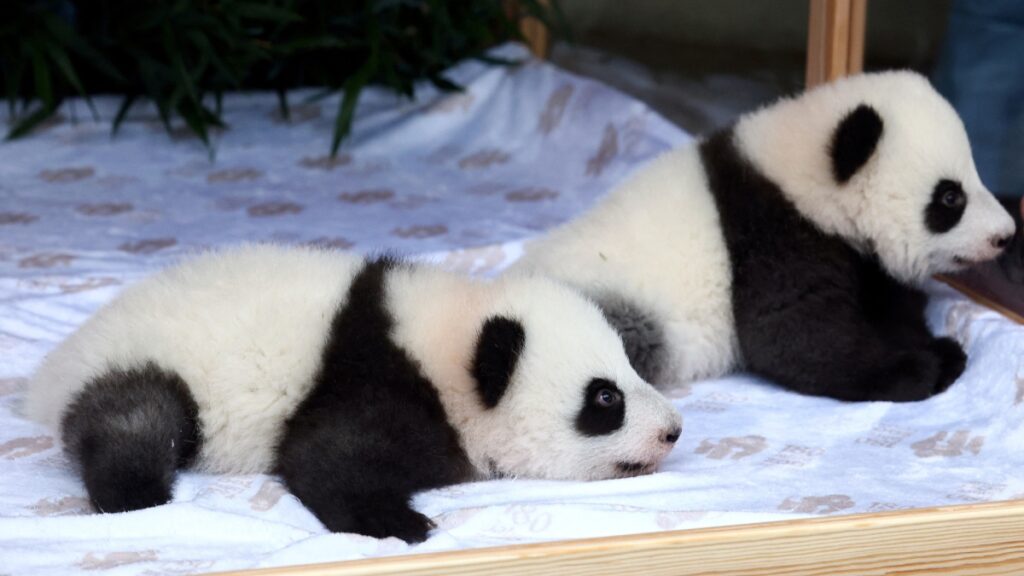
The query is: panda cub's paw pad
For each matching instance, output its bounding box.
[353,500,435,543]
[928,337,967,393]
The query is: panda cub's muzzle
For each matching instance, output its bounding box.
[614,424,681,478]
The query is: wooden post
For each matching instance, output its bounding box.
[806,0,867,88]
[513,0,551,59]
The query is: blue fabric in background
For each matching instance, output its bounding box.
[933,0,1024,200]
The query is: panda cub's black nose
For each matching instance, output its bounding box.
[992,234,1013,249]
[661,427,682,444]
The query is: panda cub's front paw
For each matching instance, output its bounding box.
[875,350,941,402]
[928,336,967,393]
[876,340,965,402]
[350,497,436,543]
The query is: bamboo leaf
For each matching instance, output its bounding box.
[233,4,301,22]
[31,46,53,108]
[6,103,58,140]
[42,11,128,85]
[276,36,352,53]
[331,59,374,156]
[4,55,26,118]
[111,94,138,137]
[276,88,290,121]
[176,99,211,148]
[163,26,198,103]
[45,44,98,119]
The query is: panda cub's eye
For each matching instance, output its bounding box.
[593,387,622,408]
[938,180,965,208]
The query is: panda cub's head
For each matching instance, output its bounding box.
[466,276,682,481]
[737,71,1016,283]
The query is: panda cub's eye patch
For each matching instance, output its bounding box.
[926,179,967,234]
[575,378,625,437]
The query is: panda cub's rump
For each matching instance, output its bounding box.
[24,245,681,542]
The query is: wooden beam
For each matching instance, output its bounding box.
[209,499,1024,576]
[806,0,868,88]
[512,0,551,59]
[520,15,550,59]
[847,0,867,74]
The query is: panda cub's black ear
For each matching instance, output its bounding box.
[471,316,526,409]
[830,104,884,184]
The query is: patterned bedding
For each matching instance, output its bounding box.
[1,44,1022,576]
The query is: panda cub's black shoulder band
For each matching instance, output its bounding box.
[830,104,884,184]
[471,316,526,409]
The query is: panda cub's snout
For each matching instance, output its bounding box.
[613,384,682,478]
[614,423,681,478]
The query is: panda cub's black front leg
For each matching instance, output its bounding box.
[284,476,435,543]
[864,273,966,395]
[742,292,956,402]
[926,336,967,392]
[276,435,439,543]
[860,329,964,401]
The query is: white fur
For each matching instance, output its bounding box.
[509,147,739,384]
[513,71,1015,386]
[23,245,681,480]
[24,246,362,473]
[735,71,1014,282]
[389,269,680,480]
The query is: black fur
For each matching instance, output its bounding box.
[471,316,525,408]
[830,104,884,183]
[275,258,472,543]
[615,462,646,473]
[925,179,967,234]
[61,362,201,513]
[486,458,513,480]
[595,294,666,384]
[575,378,625,436]
[700,130,965,402]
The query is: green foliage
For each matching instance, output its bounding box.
[1,0,564,154]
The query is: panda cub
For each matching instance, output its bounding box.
[514,71,1016,402]
[23,245,681,543]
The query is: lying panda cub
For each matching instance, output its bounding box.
[22,245,681,543]
[514,71,1016,402]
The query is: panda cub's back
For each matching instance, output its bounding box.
[24,245,364,474]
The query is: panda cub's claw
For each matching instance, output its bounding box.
[317,493,435,543]
[333,494,434,541]
[360,503,435,544]
[928,337,967,393]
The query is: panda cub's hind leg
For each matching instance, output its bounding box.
[61,363,201,513]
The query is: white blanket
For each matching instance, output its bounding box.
[1,44,1022,576]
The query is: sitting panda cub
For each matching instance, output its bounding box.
[514,71,1016,402]
[22,245,681,543]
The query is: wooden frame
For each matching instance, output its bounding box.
[519,0,552,58]
[805,0,867,87]
[213,499,1024,575]
[208,3,1024,575]
[520,19,550,59]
